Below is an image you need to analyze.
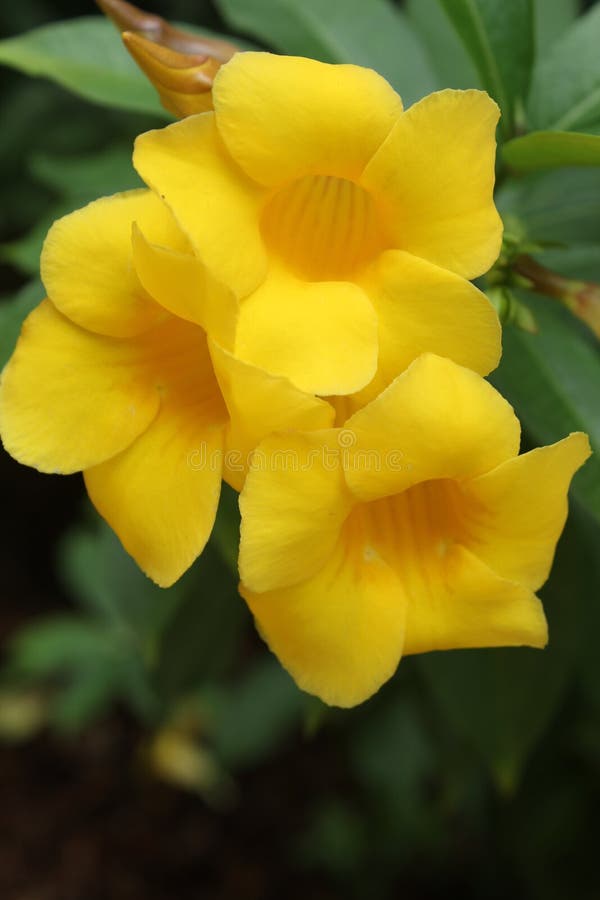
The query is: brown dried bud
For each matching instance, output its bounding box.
[96,0,238,117]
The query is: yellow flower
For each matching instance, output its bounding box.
[238,354,590,708]
[0,190,333,586]
[133,51,504,403]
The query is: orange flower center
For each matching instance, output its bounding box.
[261,174,388,281]
[345,478,484,581]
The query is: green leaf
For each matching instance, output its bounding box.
[503,131,600,173]
[406,0,481,91]
[208,658,303,770]
[9,617,117,676]
[528,3,600,132]
[153,544,246,702]
[497,167,600,244]
[349,699,435,817]
[436,0,534,136]
[0,280,44,368]
[1,217,53,275]
[534,244,600,282]
[1,145,140,277]
[533,0,578,51]
[0,17,168,116]
[418,513,587,791]
[59,517,186,649]
[210,483,240,572]
[51,664,120,732]
[568,511,600,713]
[7,611,159,731]
[61,511,247,712]
[215,0,436,104]
[30,144,140,200]
[295,802,367,876]
[491,292,600,524]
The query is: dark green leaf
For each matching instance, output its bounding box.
[349,699,435,817]
[418,514,587,790]
[59,518,186,650]
[1,216,53,275]
[533,0,578,51]
[9,617,118,676]
[497,167,600,244]
[0,17,168,116]
[491,292,600,524]
[210,482,240,572]
[51,664,120,732]
[29,144,140,200]
[437,0,534,136]
[0,281,44,368]
[1,145,140,277]
[215,0,436,103]
[153,544,246,701]
[295,802,367,876]
[567,510,600,712]
[528,3,600,131]
[7,610,159,731]
[61,510,247,713]
[209,658,303,770]
[406,0,480,90]
[534,244,600,282]
[503,131,600,173]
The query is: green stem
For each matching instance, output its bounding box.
[513,255,600,339]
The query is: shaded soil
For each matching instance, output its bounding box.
[0,450,342,900]
[0,720,343,900]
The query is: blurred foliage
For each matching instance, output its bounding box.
[437,0,534,137]
[0,17,169,115]
[1,1,600,898]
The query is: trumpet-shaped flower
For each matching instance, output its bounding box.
[0,190,333,586]
[133,51,503,402]
[239,354,590,707]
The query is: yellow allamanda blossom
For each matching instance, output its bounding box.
[0,190,333,587]
[0,52,507,557]
[0,49,589,702]
[239,355,590,707]
[133,51,503,406]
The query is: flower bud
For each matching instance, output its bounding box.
[96,0,237,117]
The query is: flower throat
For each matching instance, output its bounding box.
[261,174,388,281]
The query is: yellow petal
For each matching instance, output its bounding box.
[340,493,547,655]
[134,112,267,298]
[241,525,406,707]
[353,250,501,405]
[209,339,335,492]
[84,328,227,587]
[234,267,379,396]
[41,190,188,338]
[213,51,403,187]
[132,225,237,347]
[239,430,353,593]
[344,354,520,502]
[403,544,548,654]
[464,433,591,591]
[361,90,502,280]
[0,300,160,473]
